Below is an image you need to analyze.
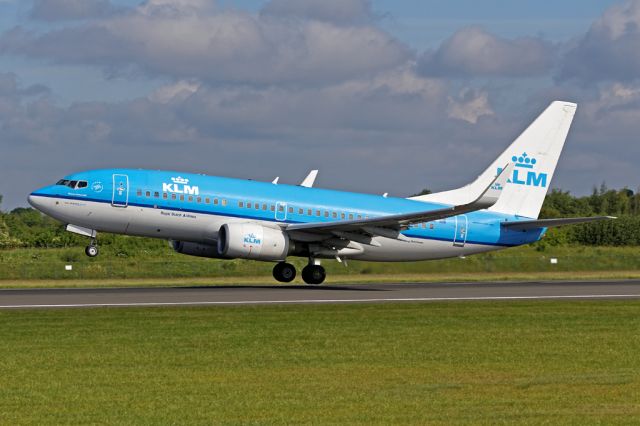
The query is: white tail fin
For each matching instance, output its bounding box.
[411,101,577,219]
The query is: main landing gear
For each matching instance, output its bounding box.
[272,262,296,283]
[272,260,326,285]
[301,264,326,285]
[85,238,99,258]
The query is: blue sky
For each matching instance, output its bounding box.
[1,0,639,209]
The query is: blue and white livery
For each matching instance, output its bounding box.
[28,101,612,284]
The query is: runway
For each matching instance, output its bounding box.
[1,280,640,309]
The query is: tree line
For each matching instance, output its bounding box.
[2,184,640,249]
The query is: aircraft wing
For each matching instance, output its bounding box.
[501,216,616,231]
[284,164,512,242]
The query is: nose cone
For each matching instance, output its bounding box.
[28,193,44,211]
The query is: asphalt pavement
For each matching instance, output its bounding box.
[1,280,640,309]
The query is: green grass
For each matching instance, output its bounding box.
[1,301,640,424]
[1,244,640,283]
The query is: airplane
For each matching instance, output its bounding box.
[28,101,613,284]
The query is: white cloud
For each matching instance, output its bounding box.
[261,0,373,24]
[2,1,410,86]
[559,0,640,83]
[418,26,555,78]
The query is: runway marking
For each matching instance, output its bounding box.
[1,293,640,309]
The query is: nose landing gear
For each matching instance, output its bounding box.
[85,239,99,258]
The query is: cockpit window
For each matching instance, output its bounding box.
[55,179,87,189]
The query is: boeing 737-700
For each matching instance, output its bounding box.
[28,101,613,284]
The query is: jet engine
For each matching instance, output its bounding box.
[217,223,290,261]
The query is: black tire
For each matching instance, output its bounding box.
[273,262,296,283]
[302,265,326,285]
[85,245,99,257]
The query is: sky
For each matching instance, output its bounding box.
[0,0,638,209]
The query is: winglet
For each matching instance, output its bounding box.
[300,170,318,188]
[473,163,513,208]
[272,177,279,185]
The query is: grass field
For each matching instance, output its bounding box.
[1,301,640,424]
[1,245,639,284]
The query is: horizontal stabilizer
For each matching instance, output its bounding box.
[501,216,616,231]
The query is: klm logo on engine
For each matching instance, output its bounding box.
[162,176,199,195]
[243,233,262,245]
[498,153,548,188]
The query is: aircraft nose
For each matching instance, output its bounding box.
[28,193,47,212]
[28,194,40,209]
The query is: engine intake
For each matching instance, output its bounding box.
[217,223,289,261]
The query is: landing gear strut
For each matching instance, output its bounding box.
[85,239,99,258]
[302,262,326,285]
[273,262,296,283]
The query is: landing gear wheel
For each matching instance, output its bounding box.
[85,244,99,258]
[302,265,326,285]
[273,262,296,283]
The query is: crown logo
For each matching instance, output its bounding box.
[512,152,537,169]
[171,176,189,184]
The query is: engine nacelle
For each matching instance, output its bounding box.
[171,240,226,259]
[217,223,290,261]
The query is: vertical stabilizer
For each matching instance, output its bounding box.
[411,101,577,219]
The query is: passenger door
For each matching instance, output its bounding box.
[112,174,129,207]
[453,215,468,247]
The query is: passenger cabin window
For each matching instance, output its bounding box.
[299,208,304,215]
[222,199,227,206]
[188,196,193,202]
[247,202,252,208]
[137,189,142,196]
[263,204,267,211]
[332,212,337,219]
[238,201,244,208]
[180,195,184,201]
[171,193,177,200]
[154,192,159,198]
[197,197,202,203]
[288,207,294,214]
[163,193,168,200]
[146,191,151,197]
